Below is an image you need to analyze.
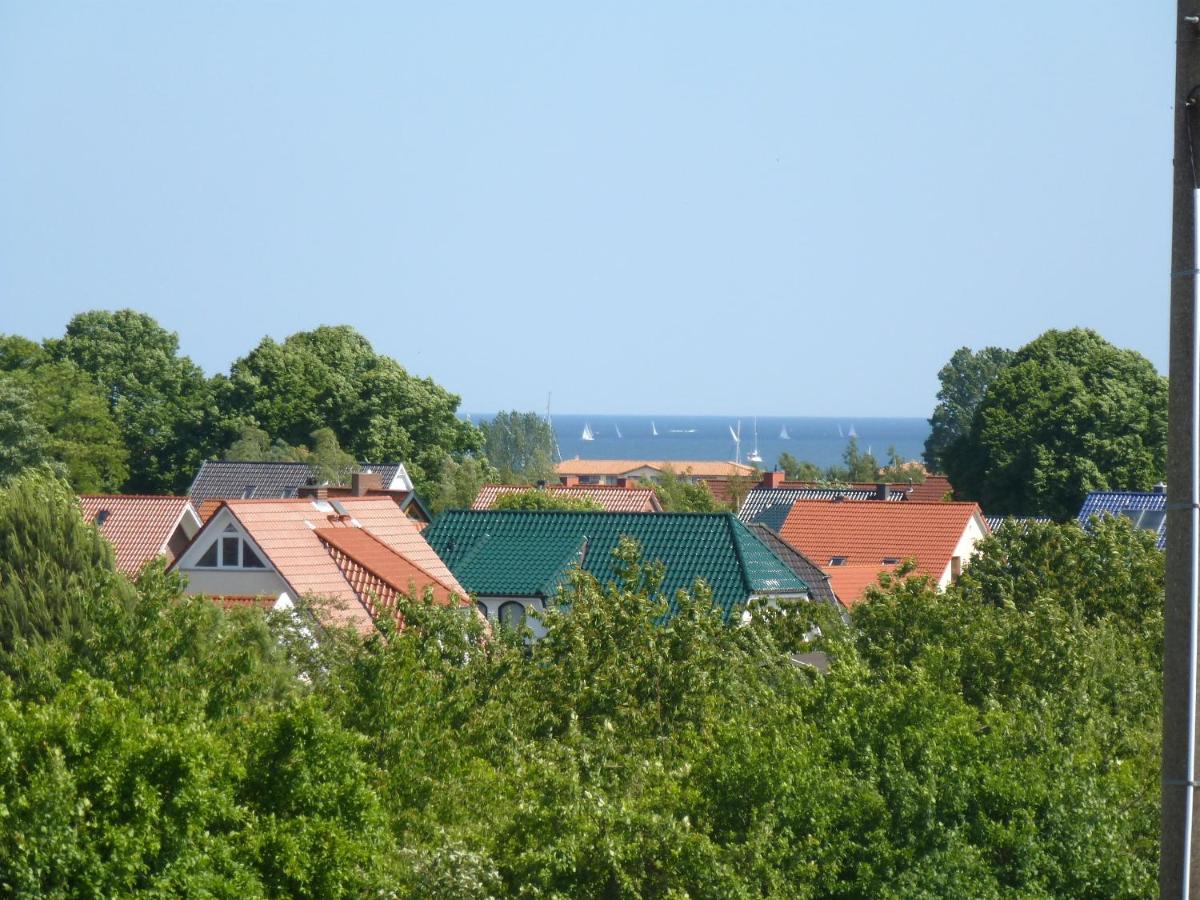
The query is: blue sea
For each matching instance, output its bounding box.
[470,414,930,472]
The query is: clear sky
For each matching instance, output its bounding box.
[0,2,1172,417]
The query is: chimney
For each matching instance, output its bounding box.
[875,483,891,501]
[1155,482,1168,494]
[560,474,579,487]
[351,471,383,496]
[763,470,786,490]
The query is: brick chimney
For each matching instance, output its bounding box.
[763,470,786,490]
[298,485,329,501]
[875,483,891,501]
[560,474,579,487]
[352,471,383,496]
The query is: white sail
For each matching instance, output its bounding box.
[728,425,739,442]
[837,424,844,438]
[651,421,658,437]
[615,425,622,439]
[779,424,790,440]
[848,424,857,439]
[581,423,594,441]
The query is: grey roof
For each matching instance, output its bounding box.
[188,460,411,503]
[1077,490,1167,549]
[738,488,877,530]
[745,523,842,610]
[983,515,1053,533]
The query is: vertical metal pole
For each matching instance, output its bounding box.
[1165,9,1200,897]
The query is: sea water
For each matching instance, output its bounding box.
[471,414,930,472]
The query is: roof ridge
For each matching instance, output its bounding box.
[79,494,190,501]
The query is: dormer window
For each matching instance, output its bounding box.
[241,485,256,499]
[828,556,847,566]
[94,510,110,526]
[195,524,267,569]
[881,557,900,565]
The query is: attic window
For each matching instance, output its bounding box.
[881,557,900,565]
[241,485,256,499]
[1122,507,1165,533]
[195,526,269,569]
[828,556,848,566]
[94,510,111,527]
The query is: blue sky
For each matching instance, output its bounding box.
[0,2,1171,417]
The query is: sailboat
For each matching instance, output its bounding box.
[581,423,595,441]
[729,421,742,462]
[848,424,858,439]
[747,417,763,464]
[837,423,844,438]
[615,424,622,439]
[779,423,790,440]
[651,421,659,437]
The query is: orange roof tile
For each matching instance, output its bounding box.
[471,484,663,513]
[555,459,757,478]
[315,527,460,609]
[187,496,467,634]
[824,564,900,607]
[78,495,199,575]
[196,499,223,522]
[778,499,985,582]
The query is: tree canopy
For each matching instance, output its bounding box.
[923,346,1014,472]
[492,489,602,511]
[942,329,1167,519]
[0,464,1164,895]
[478,411,558,484]
[223,325,482,491]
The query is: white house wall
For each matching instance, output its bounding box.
[180,568,291,598]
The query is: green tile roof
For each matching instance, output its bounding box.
[424,510,809,619]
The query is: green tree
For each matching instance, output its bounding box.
[48,310,220,493]
[648,466,719,512]
[223,424,306,463]
[923,345,1014,472]
[479,411,559,483]
[825,435,879,482]
[0,470,128,653]
[943,328,1167,519]
[877,445,926,485]
[224,326,482,491]
[427,455,497,515]
[777,451,821,482]
[12,362,129,492]
[0,378,52,481]
[492,490,602,511]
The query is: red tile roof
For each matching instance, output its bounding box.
[78,495,199,575]
[778,499,986,603]
[471,484,663,513]
[182,496,467,634]
[315,527,461,614]
[824,564,900,608]
[196,499,223,522]
[765,474,953,501]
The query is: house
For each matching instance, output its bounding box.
[78,495,203,575]
[1077,486,1167,549]
[422,510,811,637]
[170,495,467,633]
[776,499,989,606]
[743,523,842,610]
[471,483,663,513]
[188,461,430,526]
[554,459,758,486]
[737,471,952,530]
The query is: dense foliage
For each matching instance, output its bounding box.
[777,437,922,485]
[492,490,602,511]
[943,329,1167,519]
[1,314,487,496]
[479,411,559,484]
[0,471,1161,897]
[923,346,1014,472]
[646,465,720,512]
